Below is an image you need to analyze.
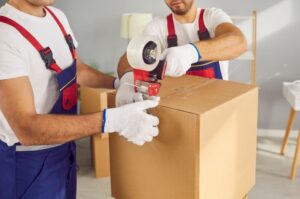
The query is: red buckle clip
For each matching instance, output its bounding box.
[65,34,76,58]
[65,34,75,50]
[197,30,210,40]
[39,47,56,70]
[167,35,178,47]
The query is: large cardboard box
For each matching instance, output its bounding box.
[108,76,258,199]
[80,87,114,178]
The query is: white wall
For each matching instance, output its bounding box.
[1,0,299,130]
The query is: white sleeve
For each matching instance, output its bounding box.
[0,37,29,80]
[143,18,168,50]
[49,6,79,48]
[143,20,159,37]
[204,8,233,38]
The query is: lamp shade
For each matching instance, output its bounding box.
[120,13,153,39]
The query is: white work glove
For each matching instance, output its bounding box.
[116,72,143,107]
[163,43,201,77]
[113,77,120,89]
[103,99,160,146]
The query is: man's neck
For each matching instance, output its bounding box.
[173,6,197,24]
[8,0,45,17]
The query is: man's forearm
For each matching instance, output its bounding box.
[195,23,247,61]
[195,32,246,61]
[117,53,133,78]
[77,59,115,89]
[18,113,103,146]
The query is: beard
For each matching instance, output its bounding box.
[167,0,194,15]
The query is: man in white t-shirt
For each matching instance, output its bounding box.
[116,0,247,106]
[0,0,160,198]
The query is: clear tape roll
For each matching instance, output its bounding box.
[127,35,161,72]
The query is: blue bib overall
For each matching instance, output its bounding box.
[166,9,223,79]
[0,7,78,199]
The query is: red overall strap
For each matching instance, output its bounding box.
[166,14,178,47]
[44,7,76,59]
[198,9,207,33]
[198,9,210,40]
[167,9,211,47]
[167,14,176,37]
[0,16,62,73]
[45,7,67,36]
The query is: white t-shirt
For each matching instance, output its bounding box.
[143,8,232,80]
[0,4,78,146]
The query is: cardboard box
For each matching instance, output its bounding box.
[80,87,114,178]
[108,76,258,199]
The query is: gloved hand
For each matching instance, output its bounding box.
[116,72,144,107]
[163,43,201,77]
[113,77,120,89]
[103,99,160,146]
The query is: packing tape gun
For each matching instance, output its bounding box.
[127,35,166,97]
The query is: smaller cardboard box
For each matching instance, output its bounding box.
[80,87,114,178]
[108,76,258,199]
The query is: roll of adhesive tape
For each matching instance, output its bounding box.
[292,80,300,92]
[127,35,161,72]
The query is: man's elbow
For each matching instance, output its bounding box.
[238,35,248,54]
[15,128,37,146]
[16,132,37,146]
[228,33,247,60]
[18,137,35,146]
[13,116,41,146]
[235,31,247,55]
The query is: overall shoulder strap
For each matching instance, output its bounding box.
[198,9,210,40]
[44,7,76,59]
[0,16,62,73]
[166,14,178,48]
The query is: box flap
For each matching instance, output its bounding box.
[158,76,257,115]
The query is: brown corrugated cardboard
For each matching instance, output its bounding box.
[108,76,258,199]
[80,87,114,178]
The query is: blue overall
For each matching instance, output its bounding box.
[167,9,223,79]
[0,7,78,199]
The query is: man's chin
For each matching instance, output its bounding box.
[37,0,55,6]
[171,8,188,15]
[28,1,54,7]
[43,1,54,6]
